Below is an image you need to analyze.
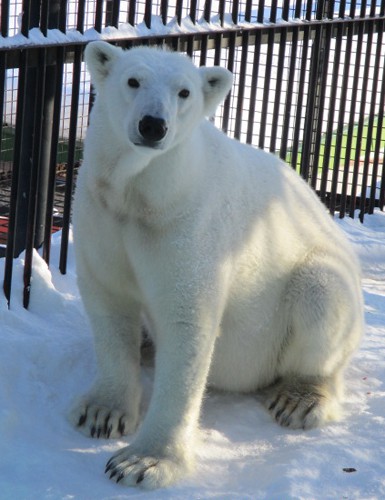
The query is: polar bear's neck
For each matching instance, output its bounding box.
[85,125,206,226]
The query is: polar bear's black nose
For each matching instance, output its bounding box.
[138,115,168,142]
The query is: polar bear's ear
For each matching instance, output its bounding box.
[200,66,233,116]
[84,41,122,87]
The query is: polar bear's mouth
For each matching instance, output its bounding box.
[133,140,165,150]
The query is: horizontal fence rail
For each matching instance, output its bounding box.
[1,0,385,307]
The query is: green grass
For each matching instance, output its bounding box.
[1,125,83,165]
[0,126,15,162]
[286,116,385,173]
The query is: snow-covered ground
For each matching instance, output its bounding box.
[0,210,384,499]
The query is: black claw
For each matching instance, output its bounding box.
[106,426,112,439]
[105,458,114,473]
[77,411,87,427]
[268,397,279,411]
[103,414,111,436]
[136,471,145,484]
[116,471,125,483]
[109,469,118,480]
[90,426,96,438]
[118,417,126,436]
[275,407,285,420]
[303,401,317,418]
[281,415,292,427]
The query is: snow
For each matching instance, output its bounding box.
[1,210,385,499]
[0,13,241,49]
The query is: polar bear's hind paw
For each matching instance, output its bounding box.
[262,376,340,430]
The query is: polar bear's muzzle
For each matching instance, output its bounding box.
[136,115,168,147]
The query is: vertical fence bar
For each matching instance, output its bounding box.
[258,30,274,150]
[290,25,310,174]
[270,0,278,22]
[175,0,184,24]
[346,22,364,218]
[300,0,327,181]
[160,0,168,24]
[348,0,357,18]
[234,0,252,140]
[23,49,47,308]
[246,30,262,145]
[231,0,239,23]
[8,1,40,263]
[144,0,152,28]
[310,23,331,193]
[105,0,113,26]
[3,51,28,305]
[77,0,86,31]
[370,21,385,213]
[43,48,65,266]
[218,0,226,25]
[35,0,62,253]
[59,0,68,32]
[270,29,287,153]
[365,23,383,215]
[95,0,103,31]
[282,0,290,20]
[358,21,376,221]
[234,33,250,140]
[1,0,10,36]
[256,0,265,23]
[368,19,385,214]
[0,52,7,227]
[128,0,137,25]
[59,46,82,275]
[189,0,198,23]
[350,23,371,221]
[319,25,342,214]
[221,35,235,134]
[0,52,7,258]
[334,24,354,218]
[280,27,298,163]
[203,0,212,21]
[221,0,237,136]
[300,22,322,182]
[111,0,121,27]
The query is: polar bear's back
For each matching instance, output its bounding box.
[198,119,354,263]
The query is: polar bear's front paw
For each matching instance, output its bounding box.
[105,445,191,489]
[70,403,137,439]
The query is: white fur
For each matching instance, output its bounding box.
[70,42,364,489]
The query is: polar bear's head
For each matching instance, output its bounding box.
[84,42,233,153]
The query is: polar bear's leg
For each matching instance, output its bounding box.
[105,317,218,488]
[262,255,362,430]
[69,301,142,439]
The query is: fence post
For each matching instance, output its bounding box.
[35,0,62,253]
[11,2,41,258]
[300,0,329,185]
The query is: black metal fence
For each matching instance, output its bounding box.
[1,0,384,307]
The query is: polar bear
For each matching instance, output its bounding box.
[70,41,364,489]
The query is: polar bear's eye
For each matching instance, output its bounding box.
[178,89,190,99]
[128,78,140,88]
